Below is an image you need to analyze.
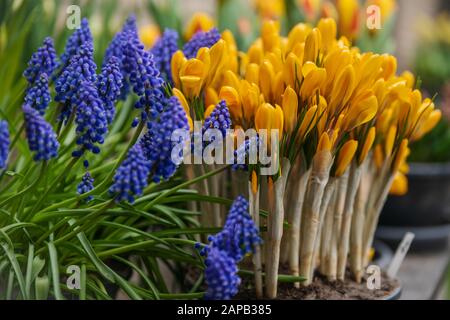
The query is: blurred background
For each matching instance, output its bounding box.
[1,0,449,300]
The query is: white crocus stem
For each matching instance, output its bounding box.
[337,161,363,280]
[349,161,372,282]
[312,176,337,280]
[327,170,349,281]
[299,151,333,286]
[362,165,395,268]
[288,164,311,288]
[320,188,337,275]
[265,158,291,299]
[248,181,263,298]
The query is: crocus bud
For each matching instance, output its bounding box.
[282,86,298,134]
[335,139,358,176]
[358,127,376,164]
[317,18,336,52]
[171,50,187,89]
[303,28,322,64]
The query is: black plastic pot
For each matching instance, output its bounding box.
[378,162,450,251]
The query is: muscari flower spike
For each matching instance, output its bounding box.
[109,143,151,203]
[0,120,9,169]
[23,37,58,83]
[77,172,94,202]
[97,56,123,124]
[232,136,260,171]
[24,73,51,115]
[208,195,262,261]
[150,28,179,83]
[59,18,93,72]
[140,96,190,183]
[72,81,108,157]
[204,247,241,300]
[23,104,59,161]
[104,15,140,100]
[55,41,97,122]
[202,100,232,138]
[183,27,220,59]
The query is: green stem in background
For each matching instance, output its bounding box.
[27,157,79,219]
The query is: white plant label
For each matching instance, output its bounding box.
[387,232,415,278]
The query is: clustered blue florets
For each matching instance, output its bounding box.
[140,96,190,183]
[77,172,94,202]
[204,247,241,300]
[59,18,93,73]
[23,104,59,161]
[202,100,232,138]
[24,73,52,115]
[151,29,179,83]
[232,136,260,171]
[109,143,151,203]
[72,81,108,156]
[197,196,261,300]
[183,27,221,59]
[55,41,97,121]
[97,56,123,124]
[0,120,9,169]
[23,37,58,83]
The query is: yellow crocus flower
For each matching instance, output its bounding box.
[171,50,187,90]
[392,138,408,172]
[317,18,337,53]
[287,23,310,53]
[184,12,215,40]
[303,28,322,64]
[139,25,160,49]
[317,132,332,152]
[300,62,327,101]
[384,125,397,157]
[390,172,408,196]
[328,64,356,115]
[281,86,298,134]
[245,63,260,85]
[179,58,208,98]
[260,60,276,101]
[335,139,358,176]
[358,127,376,164]
[336,0,360,41]
[219,86,242,121]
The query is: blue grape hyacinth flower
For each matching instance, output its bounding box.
[77,172,94,202]
[55,41,97,123]
[24,73,51,116]
[97,56,123,124]
[73,81,108,157]
[204,247,241,300]
[59,18,93,73]
[208,195,262,261]
[109,143,151,203]
[183,27,220,59]
[23,37,57,84]
[202,100,232,138]
[140,96,190,183]
[151,29,179,83]
[23,104,59,161]
[0,120,9,169]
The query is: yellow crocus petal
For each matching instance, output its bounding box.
[205,87,219,108]
[186,115,194,132]
[335,140,358,177]
[390,172,408,196]
[317,132,331,152]
[255,103,273,132]
[248,41,264,64]
[358,127,376,164]
[343,95,378,131]
[241,81,260,123]
[221,29,237,52]
[180,76,202,98]
[401,70,415,88]
[317,18,336,52]
[260,60,275,101]
[282,86,298,134]
[206,39,226,82]
[381,54,397,80]
[283,53,302,89]
[328,64,356,115]
[384,125,397,157]
[204,104,216,120]
[179,58,207,98]
[392,139,409,172]
[274,104,284,138]
[171,50,187,89]
[299,105,318,139]
[219,86,242,120]
[223,70,241,90]
[303,28,322,64]
[373,144,384,169]
[184,12,215,40]
[287,23,310,53]
[336,0,360,40]
[172,88,190,115]
[251,170,258,195]
[300,63,327,101]
[413,109,442,140]
[139,25,160,49]
[245,63,260,85]
[272,72,285,105]
[261,20,281,52]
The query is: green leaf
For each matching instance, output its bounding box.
[47,241,64,300]
[1,242,28,299]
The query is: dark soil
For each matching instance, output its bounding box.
[236,270,400,300]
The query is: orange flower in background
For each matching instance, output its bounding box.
[139,25,160,49]
[336,0,360,41]
[184,12,215,40]
[298,0,321,22]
